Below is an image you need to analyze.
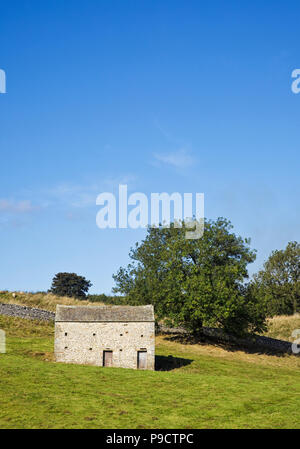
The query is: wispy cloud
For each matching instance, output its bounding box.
[153,149,195,169]
[0,174,136,228]
[45,183,97,207]
[44,175,136,208]
[0,199,37,228]
[0,199,36,213]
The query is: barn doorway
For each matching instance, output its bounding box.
[137,350,147,369]
[103,350,113,367]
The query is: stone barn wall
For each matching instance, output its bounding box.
[54,305,155,370]
[55,321,155,369]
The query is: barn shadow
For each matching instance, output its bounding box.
[155,354,193,371]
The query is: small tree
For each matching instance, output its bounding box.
[50,272,92,299]
[113,218,266,336]
[252,241,300,316]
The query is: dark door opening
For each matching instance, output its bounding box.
[137,350,147,369]
[103,350,113,367]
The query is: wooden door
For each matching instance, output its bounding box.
[137,351,147,369]
[103,351,113,367]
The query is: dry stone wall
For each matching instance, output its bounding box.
[158,324,295,354]
[0,303,55,321]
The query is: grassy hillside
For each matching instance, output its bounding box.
[0,314,299,429]
[263,314,300,341]
[0,291,104,312]
[1,291,300,341]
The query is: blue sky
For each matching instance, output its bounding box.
[0,0,299,294]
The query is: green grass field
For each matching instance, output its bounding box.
[0,314,300,429]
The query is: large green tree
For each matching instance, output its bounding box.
[50,272,92,299]
[113,218,266,336]
[251,241,300,316]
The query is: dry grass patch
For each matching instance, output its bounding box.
[263,314,300,342]
[0,291,103,312]
[27,351,55,362]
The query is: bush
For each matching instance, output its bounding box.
[87,294,127,305]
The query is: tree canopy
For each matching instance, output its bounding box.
[251,241,300,316]
[113,218,266,336]
[50,272,92,299]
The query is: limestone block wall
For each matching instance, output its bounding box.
[0,303,55,321]
[55,321,155,370]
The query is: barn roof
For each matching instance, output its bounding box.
[55,304,154,322]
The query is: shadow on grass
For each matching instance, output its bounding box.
[163,333,290,358]
[155,354,193,371]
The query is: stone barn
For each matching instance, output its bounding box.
[54,304,155,370]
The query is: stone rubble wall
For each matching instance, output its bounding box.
[158,324,295,355]
[0,302,55,321]
[202,326,293,354]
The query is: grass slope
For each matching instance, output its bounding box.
[0,315,299,429]
[0,291,103,312]
[263,314,300,341]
